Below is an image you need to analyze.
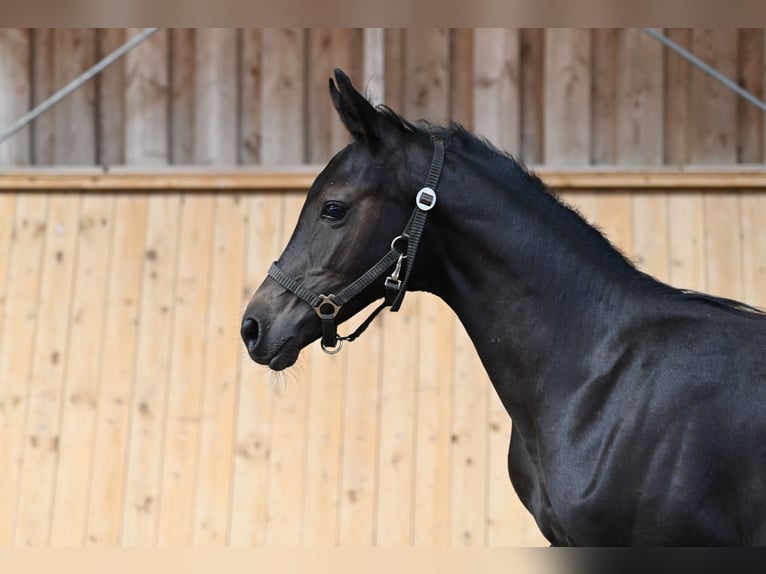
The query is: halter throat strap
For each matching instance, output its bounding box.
[267,135,445,353]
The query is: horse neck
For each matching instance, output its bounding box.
[413,147,646,423]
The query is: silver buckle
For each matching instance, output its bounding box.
[415,187,436,211]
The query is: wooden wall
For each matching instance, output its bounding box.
[0,29,764,168]
[0,181,763,547]
[0,28,765,547]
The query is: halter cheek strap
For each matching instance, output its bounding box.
[267,135,445,354]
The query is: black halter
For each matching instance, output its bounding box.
[267,136,446,354]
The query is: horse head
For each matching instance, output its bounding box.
[241,69,436,370]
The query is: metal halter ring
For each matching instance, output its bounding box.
[320,338,343,354]
[390,234,408,254]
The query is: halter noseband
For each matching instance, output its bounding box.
[267,135,446,354]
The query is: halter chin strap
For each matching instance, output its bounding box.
[267,135,445,354]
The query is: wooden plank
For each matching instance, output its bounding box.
[301,332,346,545]
[449,29,473,127]
[0,195,47,545]
[169,29,196,165]
[0,29,31,165]
[240,29,262,164]
[544,29,591,166]
[616,29,667,280]
[193,195,247,546]
[155,194,215,546]
[384,29,405,113]
[51,30,97,165]
[119,28,172,547]
[413,296,454,547]
[13,195,79,546]
[363,28,386,105]
[119,196,179,547]
[83,195,148,546]
[48,194,114,546]
[261,29,306,165]
[96,29,126,165]
[691,29,741,300]
[473,29,520,155]
[229,192,280,546]
[123,29,168,166]
[307,29,363,163]
[664,29,706,292]
[337,314,382,546]
[520,29,544,164]
[265,193,310,546]
[3,168,766,192]
[30,29,55,165]
[589,30,634,260]
[193,29,237,166]
[449,324,488,546]
[736,29,763,164]
[189,28,242,547]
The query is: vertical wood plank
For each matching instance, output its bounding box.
[589,30,634,260]
[473,29,520,155]
[239,29,262,165]
[384,29,406,113]
[301,344,346,545]
[307,29,363,163]
[0,29,31,165]
[193,29,238,166]
[664,29,706,292]
[229,192,280,546]
[31,29,55,165]
[83,195,148,546]
[337,318,382,546]
[737,29,763,164]
[156,194,215,546]
[48,195,114,546]
[51,30,97,165]
[449,29,473,127]
[544,29,591,165]
[169,29,196,165]
[190,28,242,547]
[363,28,386,105]
[691,29,741,299]
[13,195,79,546]
[519,29,545,164]
[96,29,126,165]
[450,325,489,547]
[261,29,306,165]
[119,29,172,547]
[616,29,667,280]
[193,194,246,546]
[0,195,47,545]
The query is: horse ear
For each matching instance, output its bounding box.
[329,68,382,144]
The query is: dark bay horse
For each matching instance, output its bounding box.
[241,68,766,546]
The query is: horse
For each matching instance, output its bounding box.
[241,68,766,546]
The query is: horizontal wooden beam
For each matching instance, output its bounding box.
[1,166,766,191]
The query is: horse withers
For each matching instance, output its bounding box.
[241,68,766,546]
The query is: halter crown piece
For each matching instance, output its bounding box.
[267,135,446,354]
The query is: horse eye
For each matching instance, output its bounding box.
[321,201,348,221]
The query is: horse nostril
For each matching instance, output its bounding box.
[240,316,260,350]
